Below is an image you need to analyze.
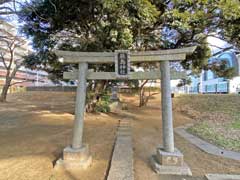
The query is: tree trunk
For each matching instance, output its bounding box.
[0,78,11,102]
[139,80,148,107]
[0,66,18,102]
[86,80,107,112]
[139,88,145,107]
[94,80,105,94]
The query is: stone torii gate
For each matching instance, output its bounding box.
[54,47,196,175]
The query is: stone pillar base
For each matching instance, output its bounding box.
[109,101,121,113]
[54,144,92,170]
[150,147,192,176]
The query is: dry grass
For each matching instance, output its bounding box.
[174,94,240,152]
[0,92,239,180]
[0,92,118,180]
[119,93,240,179]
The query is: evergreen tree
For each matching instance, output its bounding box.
[18,0,240,79]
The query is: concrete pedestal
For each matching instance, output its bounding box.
[55,144,92,170]
[150,147,192,176]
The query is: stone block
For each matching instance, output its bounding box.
[205,174,240,180]
[109,101,121,112]
[150,155,192,176]
[63,145,90,161]
[156,148,183,166]
[54,144,92,170]
[150,147,192,176]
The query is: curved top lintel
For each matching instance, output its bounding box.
[54,46,197,64]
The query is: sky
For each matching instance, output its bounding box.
[207,36,231,55]
[0,0,25,27]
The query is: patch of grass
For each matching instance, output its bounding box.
[188,122,240,152]
[188,122,214,140]
[232,121,240,129]
[176,94,240,115]
[49,175,56,180]
[95,94,111,113]
[176,94,240,151]
[229,112,240,129]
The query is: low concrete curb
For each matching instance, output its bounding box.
[175,126,240,161]
[107,118,134,180]
[205,174,240,180]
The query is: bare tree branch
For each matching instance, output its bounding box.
[0,32,27,102]
[49,0,57,13]
[0,52,8,69]
[0,0,50,20]
[7,41,15,70]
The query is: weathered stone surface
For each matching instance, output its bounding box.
[116,132,131,137]
[175,126,240,161]
[205,174,240,180]
[63,145,90,161]
[150,155,192,176]
[55,156,92,170]
[107,118,134,180]
[54,144,92,170]
[109,101,122,113]
[63,70,187,80]
[160,61,174,153]
[55,46,196,64]
[72,62,88,149]
[156,148,184,166]
[111,86,119,101]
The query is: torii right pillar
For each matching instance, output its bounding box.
[150,60,192,176]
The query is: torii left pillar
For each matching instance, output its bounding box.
[55,62,92,170]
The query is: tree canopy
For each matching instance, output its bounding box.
[19,0,240,79]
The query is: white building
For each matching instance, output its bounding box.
[189,51,240,94]
[0,19,52,88]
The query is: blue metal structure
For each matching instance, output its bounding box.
[189,51,240,94]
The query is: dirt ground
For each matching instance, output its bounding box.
[120,93,240,180]
[0,92,118,180]
[0,92,239,180]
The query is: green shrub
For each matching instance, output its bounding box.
[95,93,111,113]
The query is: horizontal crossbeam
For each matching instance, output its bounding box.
[63,71,187,80]
[55,46,196,64]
